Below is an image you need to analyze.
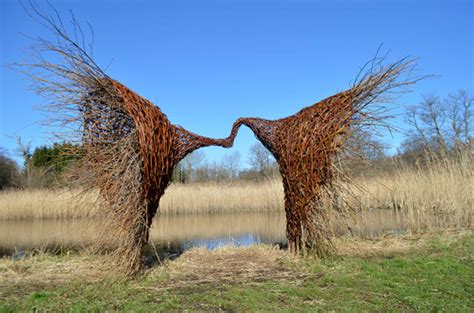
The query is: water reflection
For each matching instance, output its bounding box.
[0,209,404,257]
[181,233,282,251]
[0,212,287,257]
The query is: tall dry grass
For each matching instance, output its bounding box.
[0,153,472,234]
[353,152,473,232]
[0,180,283,220]
[159,179,283,214]
[0,189,98,220]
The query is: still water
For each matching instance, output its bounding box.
[0,210,403,257]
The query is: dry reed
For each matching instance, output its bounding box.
[0,180,282,220]
[159,179,283,214]
[0,189,98,220]
[354,152,473,233]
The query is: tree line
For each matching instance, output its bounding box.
[1,89,471,189]
[0,139,280,189]
[172,143,280,184]
[402,89,472,157]
[0,140,79,189]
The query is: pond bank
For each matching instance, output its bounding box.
[1,229,472,311]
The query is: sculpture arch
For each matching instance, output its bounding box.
[18,5,421,274]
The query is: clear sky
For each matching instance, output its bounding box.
[1,0,473,167]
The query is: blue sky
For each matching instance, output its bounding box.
[1,0,472,167]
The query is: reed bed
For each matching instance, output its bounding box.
[0,180,283,220]
[0,154,472,234]
[159,179,283,214]
[0,189,98,220]
[354,153,473,233]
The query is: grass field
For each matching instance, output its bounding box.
[1,229,472,311]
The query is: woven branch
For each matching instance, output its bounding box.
[17,4,422,273]
[228,56,421,255]
[85,79,243,273]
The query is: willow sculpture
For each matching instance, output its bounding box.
[233,57,419,256]
[80,79,242,273]
[20,4,420,274]
[17,6,239,274]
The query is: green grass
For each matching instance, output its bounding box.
[1,234,473,312]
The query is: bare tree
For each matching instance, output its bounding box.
[248,142,277,178]
[420,95,447,152]
[446,90,473,150]
[405,94,448,154]
[206,160,228,182]
[193,163,211,182]
[15,137,34,188]
[404,90,473,155]
[173,150,206,183]
[342,126,387,161]
[182,150,205,182]
[221,151,241,180]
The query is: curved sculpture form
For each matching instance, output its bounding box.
[109,80,239,234]
[80,79,243,273]
[234,94,369,256]
[229,58,419,256]
[20,6,420,273]
[235,98,353,256]
[32,57,417,274]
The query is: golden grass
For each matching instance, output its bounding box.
[0,154,472,235]
[0,189,98,220]
[148,229,471,291]
[0,180,283,220]
[159,179,283,214]
[144,245,311,291]
[0,245,306,300]
[335,228,472,257]
[354,153,473,232]
[0,252,111,297]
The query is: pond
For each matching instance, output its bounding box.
[0,209,404,258]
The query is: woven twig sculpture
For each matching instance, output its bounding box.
[16,7,240,273]
[19,5,421,273]
[79,79,243,273]
[230,57,419,256]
